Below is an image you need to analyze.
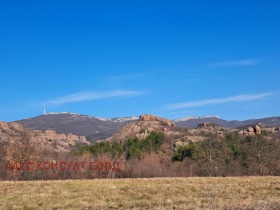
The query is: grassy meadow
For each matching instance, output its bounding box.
[0,177,280,210]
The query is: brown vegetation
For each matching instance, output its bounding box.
[0,177,279,209]
[1,119,280,180]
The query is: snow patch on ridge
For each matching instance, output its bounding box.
[174,116,220,122]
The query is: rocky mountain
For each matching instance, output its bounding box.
[14,113,280,143]
[104,114,280,155]
[105,114,235,145]
[0,121,89,153]
[15,113,137,142]
[3,115,280,180]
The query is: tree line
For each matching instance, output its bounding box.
[1,130,280,180]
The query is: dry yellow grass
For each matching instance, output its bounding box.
[0,177,280,210]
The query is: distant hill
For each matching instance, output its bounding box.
[15,113,137,142]
[175,116,229,128]
[175,116,280,128]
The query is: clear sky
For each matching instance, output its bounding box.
[1,0,280,122]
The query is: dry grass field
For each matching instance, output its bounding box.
[0,177,280,210]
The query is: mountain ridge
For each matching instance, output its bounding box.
[14,113,280,142]
[14,113,138,142]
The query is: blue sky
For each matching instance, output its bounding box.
[0,0,280,121]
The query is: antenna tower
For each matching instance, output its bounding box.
[44,104,46,115]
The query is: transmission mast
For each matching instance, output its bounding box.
[44,104,46,115]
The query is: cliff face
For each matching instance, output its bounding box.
[0,121,89,153]
[139,114,175,126]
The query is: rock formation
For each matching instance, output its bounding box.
[139,114,175,126]
[105,115,230,145]
[197,122,217,129]
[255,125,261,134]
[0,121,89,153]
[105,120,164,142]
[239,125,262,137]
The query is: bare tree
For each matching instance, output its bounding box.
[6,130,39,180]
[246,135,280,175]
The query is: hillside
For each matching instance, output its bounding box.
[104,114,279,144]
[175,116,280,128]
[15,113,137,142]
[15,114,280,143]
[0,121,89,154]
[175,116,230,128]
[105,115,234,145]
[2,114,280,180]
